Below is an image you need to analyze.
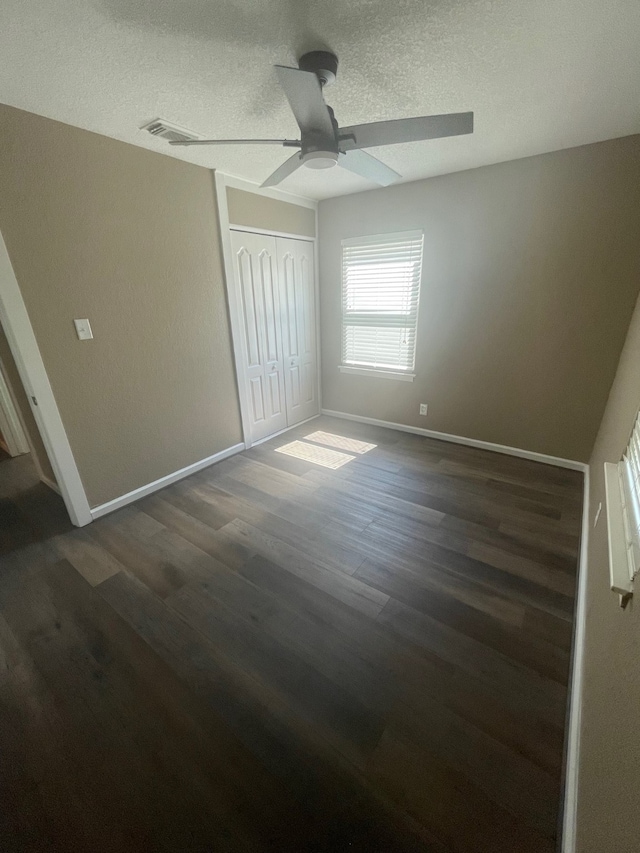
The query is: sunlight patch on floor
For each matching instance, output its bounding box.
[303,431,377,455]
[275,440,355,469]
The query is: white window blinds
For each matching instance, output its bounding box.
[620,415,640,576]
[341,230,424,374]
[604,410,640,604]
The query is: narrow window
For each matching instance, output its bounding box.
[604,410,640,605]
[340,231,424,380]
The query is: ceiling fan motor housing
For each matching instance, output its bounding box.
[301,103,341,166]
[298,51,339,87]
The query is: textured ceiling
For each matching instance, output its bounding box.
[1,0,639,200]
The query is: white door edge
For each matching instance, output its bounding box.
[0,230,92,526]
[215,171,255,448]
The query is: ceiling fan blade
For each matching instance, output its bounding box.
[260,151,304,188]
[340,112,473,150]
[275,65,334,138]
[169,138,301,147]
[339,150,401,186]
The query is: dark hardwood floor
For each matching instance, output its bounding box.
[0,416,582,852]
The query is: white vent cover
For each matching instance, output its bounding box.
[141,119,201,144]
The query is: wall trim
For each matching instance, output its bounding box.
[214,171,255,448]
[561,465,590,853]
[321,409,588,472]
[91,417,322,521]
[40,475,61,495]
[220,171,318,210]
[229,223,316,242]
[90,442,245,520]
[0,231,92,526]
[314,225,322,416]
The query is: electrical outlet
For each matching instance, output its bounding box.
[419,403,428,416]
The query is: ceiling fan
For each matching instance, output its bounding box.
[169,51,473,188]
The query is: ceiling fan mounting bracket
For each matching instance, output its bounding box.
[298,51,339,87]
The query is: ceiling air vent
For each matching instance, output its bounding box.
[142,119,201,144]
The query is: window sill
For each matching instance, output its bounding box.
[338,365,415,382]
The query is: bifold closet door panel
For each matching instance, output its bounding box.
[277,238,319,426]
[230,230,287,443]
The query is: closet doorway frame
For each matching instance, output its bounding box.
[215,172,321,449]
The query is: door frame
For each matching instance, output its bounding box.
[0,362,29,456]
[0,230,92,525]
[214,171,321,448]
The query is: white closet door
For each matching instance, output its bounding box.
[230,230,287,442]
[277,238,319,426]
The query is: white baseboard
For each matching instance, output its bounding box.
[41,475,61,495]
[90,442,246,520]
[561,465,589,852]
[321,409,587,472]
[90,414,324,521]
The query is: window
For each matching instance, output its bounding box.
[604,410,640,606]
[340,230,424,380]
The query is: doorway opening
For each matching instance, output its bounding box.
[0,318,54,480]
[0,318,72,551]
[0,343,30,461]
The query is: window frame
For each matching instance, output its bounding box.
[604,410,640,606]
[339,230,424,381]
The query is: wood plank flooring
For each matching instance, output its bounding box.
[0,416,582,852]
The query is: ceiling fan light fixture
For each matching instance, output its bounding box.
[301,150,339,170]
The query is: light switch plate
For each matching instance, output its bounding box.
[74,318,93,341]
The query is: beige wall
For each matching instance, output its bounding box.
[0,321,54,481]
[318,135,640,463]
[576,291,640,853]
[226,187,316,237]
[0,104,242,507]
